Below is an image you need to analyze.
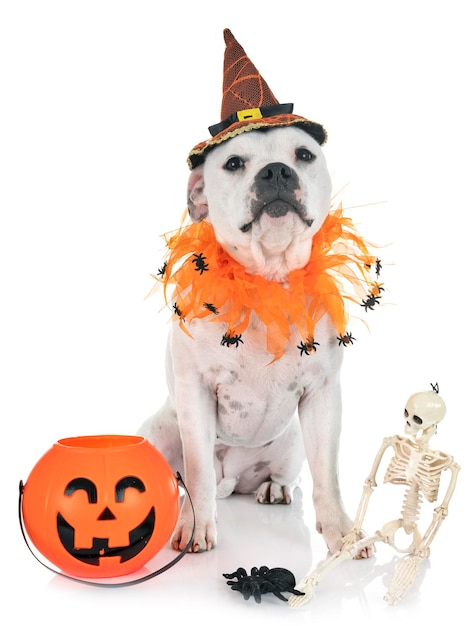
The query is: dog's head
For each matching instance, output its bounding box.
[187,126,332,281]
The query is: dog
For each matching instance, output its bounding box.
[138,125,357,554]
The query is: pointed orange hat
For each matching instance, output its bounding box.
[188,29,327,169]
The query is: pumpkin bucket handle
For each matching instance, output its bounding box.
[18,472,195,588]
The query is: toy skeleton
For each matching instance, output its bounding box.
[289,384,460,607]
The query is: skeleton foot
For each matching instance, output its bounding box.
[288,575,319,607]
[384,555,422,605]
[290,553,353,609]
[256,481,292,504]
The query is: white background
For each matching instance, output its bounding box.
[1,1,469,624]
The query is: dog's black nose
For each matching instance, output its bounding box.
[258,162,295,188]
[247,161,303,226]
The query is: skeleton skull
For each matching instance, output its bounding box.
[404,389,446,436]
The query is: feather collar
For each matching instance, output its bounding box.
[152,206,382,361]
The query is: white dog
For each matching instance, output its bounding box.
[139,126,358,554]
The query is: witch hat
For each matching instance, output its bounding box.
[188,29,327,169]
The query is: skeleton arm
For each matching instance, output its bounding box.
[416,458,460,557]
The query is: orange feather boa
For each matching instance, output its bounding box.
[152,206,381,361]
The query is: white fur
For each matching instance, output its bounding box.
[138,127,353,553]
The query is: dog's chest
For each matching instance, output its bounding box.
[209,360,304,444]
[185,316,337,445]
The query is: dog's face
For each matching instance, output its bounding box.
[188,126,332,280]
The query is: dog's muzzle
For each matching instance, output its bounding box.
[241,162,312,233]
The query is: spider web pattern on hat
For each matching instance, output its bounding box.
[221,28,278,119]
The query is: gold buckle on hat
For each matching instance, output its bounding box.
[208,103,294,137]
[236,108,263,121]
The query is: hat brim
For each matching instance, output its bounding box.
[187,114,327,170]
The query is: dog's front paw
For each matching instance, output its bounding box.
[171,517,217,553]
[315,509,356,554]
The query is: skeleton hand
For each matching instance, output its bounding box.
[341,529,362,553]
[340,529,374,559]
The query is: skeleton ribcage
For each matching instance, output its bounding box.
[384,436,452,503]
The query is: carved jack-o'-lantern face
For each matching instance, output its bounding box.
[57,474,155,567]
[22,435,180,578]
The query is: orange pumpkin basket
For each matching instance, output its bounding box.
[20,435,193,586]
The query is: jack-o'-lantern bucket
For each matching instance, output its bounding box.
[20,435,184,580]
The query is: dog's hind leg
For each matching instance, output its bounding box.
[221,419,304,503]
[216,477,238,498]
[137,397,184,477]
[255,480,298,504]
[255,419,304,504]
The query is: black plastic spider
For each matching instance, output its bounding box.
[223,566,305,603]
[221,332,243,347]
[192,253,209,274]
[365,257,382,277]
[203,302,219,314]
[156,261,167,279]
[361,292,381,311]
[375,257,382,277]
[297,337,319,356]
[173,302,182,317]
[337,332,356,347]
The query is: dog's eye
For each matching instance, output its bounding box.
[295,148,316,162]
[224,156,245,171]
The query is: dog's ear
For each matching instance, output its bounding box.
[187,166,208,223]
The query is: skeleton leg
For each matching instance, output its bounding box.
[288,532,382,607]
[384,500,457,605]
